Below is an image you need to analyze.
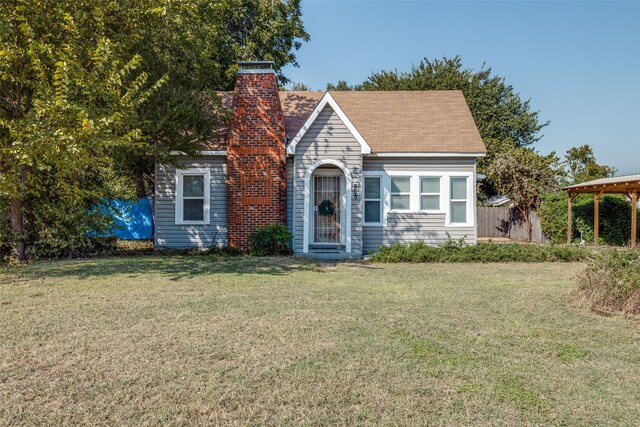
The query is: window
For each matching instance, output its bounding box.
[450,176,468,224]
[364,176,382,224]
[390,177,411,211]
[176,168,210,224]
[420,177,440,211]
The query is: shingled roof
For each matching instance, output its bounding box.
[207,90,486,154]
[283,91,485,154]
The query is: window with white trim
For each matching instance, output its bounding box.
[364,176,382,224]
[450,176,468,224]
[420,176,440,211]
[175,168,210,224]
[390,176,411,211]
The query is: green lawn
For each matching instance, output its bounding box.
[1,257,639,426]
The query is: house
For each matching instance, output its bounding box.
[154,61,486,259]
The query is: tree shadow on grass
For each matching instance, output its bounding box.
[3,255,323,282]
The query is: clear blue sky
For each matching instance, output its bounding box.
[282,0,640,175]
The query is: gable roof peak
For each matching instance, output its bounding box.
[285,91,371,155]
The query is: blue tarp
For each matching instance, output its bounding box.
[105,198,153,240]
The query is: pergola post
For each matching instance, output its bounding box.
[567,193,574,244]
[631,192,637,247]
[594,193,600,246]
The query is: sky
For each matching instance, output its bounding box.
[281,0,640,175]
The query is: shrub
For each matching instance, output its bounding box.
[249,224,293,256]
[0,196,120,261]
[370,241,591,263]
[539,192,640,245]
[575,249,640,315]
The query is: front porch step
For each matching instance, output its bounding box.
[309,244,345,252]
[304,249,361,260]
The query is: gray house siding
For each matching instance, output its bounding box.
[286,158,294,232]
[155,156,227,249]
[362,157,477,253]
[292,105,363,256]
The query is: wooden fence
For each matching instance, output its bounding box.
[476,207,549,243]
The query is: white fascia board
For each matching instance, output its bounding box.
[366,152,486,158]
[170,150,227,156]
[286,92,371,156]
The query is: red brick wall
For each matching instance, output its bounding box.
[227,71,287,251]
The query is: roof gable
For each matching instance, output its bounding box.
[285,92,371,155]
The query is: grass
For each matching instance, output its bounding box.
[1,257,639,425]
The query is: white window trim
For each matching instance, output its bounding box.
[389,175,412,213]
[360,170,474,228]
[419,175,443,213]
[447,175,473,227]
[175,167,211,225]
[363,174,384,226]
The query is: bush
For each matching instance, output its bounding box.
[575,249,640,315]
[0,196,120,261]
[370,241,591,263]
[540,192,640,245]
[249,224,293,256]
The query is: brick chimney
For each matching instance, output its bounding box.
[227,61,287,251]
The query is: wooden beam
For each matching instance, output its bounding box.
[567,193,574,244]
[631,192,637,248]
[594,193,600,246]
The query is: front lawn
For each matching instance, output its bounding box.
[1,257,638,425]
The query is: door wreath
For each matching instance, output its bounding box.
[318,199,335,216]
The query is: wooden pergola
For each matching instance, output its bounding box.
[562,174,640,247]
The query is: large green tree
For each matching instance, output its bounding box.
[0,0,309,260]
[487,148,562,242]
[121,0,309,197]
[564,144,615,185]
[0,0,164,260]
[327,56,548,173]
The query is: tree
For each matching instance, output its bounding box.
[288,82,311,91]
[564,144,615,185]
[326,80,361,91]
[329,56,548,174]
[0,1,163,260]
[118,0,310,197]
[488,148,562,242]
[0,0,309,260]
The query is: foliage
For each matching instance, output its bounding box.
[0,0,309,260]
[370,241,590,263]
[540,192,640,245]
[317,199,335,216]
[575,249,640,315]
[327,56,549,173]
[287,81,311,91]
[249,224,293,256]
[564,144,615,185]
[121,0,310,196]
[0,0,165,260]
[487,148,562,241]
[326,80,361,91]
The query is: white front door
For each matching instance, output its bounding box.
[312,171,345,245]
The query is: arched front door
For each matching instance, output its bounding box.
[311,167,345,246]
[303,159,352,254]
